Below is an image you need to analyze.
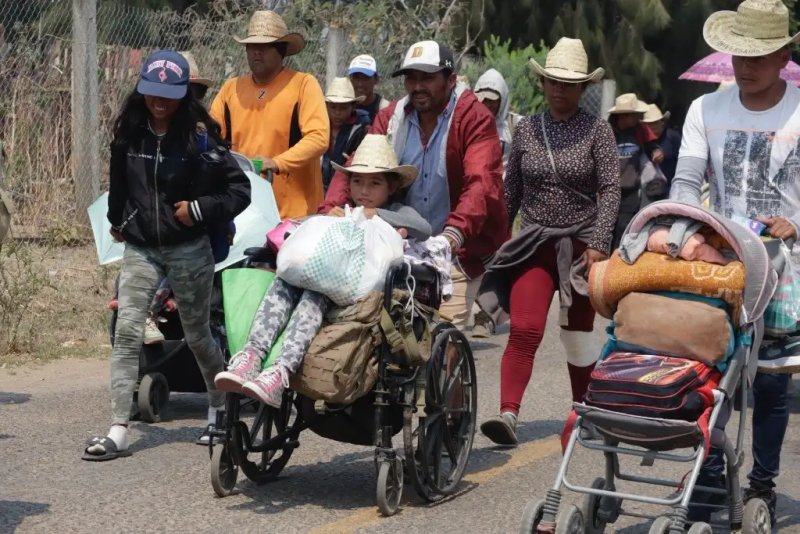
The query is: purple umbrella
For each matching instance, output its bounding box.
[679,51,800,85]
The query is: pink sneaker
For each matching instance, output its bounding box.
[214,349,262,394]
[242,365,290,409]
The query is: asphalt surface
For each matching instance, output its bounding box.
[1,307,799,533]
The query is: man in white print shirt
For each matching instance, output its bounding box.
[670,0,800,525]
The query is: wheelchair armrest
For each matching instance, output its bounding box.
[408,263,438,285]
[382,259,442,310]
[243,246,276,265]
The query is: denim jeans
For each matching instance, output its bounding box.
[748,371,791,490]
[699,371,790,489]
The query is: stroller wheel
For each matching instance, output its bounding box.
[210,443,238,497]
[375,457,403,517]
[648,515,673,534]
[137,373,169,423]
[581,477,609,533]
[554,504,583,534]
[687,522,712,534]
[742,498,771,534]
[519,499,545,534]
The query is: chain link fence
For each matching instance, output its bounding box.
[0,0,431,235]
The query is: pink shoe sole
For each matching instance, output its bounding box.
[241,382,283,409]
[214,372,247,394]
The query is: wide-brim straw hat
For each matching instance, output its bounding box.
[179,51,212,88]
[704,0,800,57]
[641,103,671,123]
[325,77,365,104]
[529,37,604,83]
[608,93,649,114]
[332,134,418,189]
[234,11,305,56]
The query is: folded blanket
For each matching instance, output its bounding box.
[589,251,745,326]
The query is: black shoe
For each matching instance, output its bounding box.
[743,486,777,524]
[196,424,215,446]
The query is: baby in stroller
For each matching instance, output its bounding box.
[214,134,432,408]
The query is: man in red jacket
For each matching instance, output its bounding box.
[322,41,507,327]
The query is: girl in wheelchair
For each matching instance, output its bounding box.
[214,135,431,408]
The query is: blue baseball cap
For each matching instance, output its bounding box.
[348,54,378,77]
[137,50,190,99]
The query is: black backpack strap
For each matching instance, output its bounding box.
[224,103,232,146]
[289,102,302,148]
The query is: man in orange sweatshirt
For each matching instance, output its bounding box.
[210,11,329,219]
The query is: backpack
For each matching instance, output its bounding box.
[289,291,384,405]
[584,352,721,421]
[289,289,433,407]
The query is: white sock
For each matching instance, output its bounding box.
[208,406,219,426]
[108,424,129,450]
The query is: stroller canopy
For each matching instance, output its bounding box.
[625,200,777,326]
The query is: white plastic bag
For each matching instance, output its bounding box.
[276,206,404,306]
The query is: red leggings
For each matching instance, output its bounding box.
[500,239,596,415]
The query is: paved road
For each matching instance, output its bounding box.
[2,309,799,533]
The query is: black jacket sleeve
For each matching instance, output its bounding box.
[189,145,251,225]
[107,143,128,227]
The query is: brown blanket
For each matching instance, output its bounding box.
[589,251,745,326]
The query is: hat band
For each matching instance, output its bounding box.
[543,63,589,75]
[349,163,393,171]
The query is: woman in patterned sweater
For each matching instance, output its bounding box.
[479,38,620,446]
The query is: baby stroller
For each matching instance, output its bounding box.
[520,201,779,534]
[207,246,478,517]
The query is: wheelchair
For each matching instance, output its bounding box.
[207,246,478,516]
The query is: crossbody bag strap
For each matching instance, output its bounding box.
[540,113,595,205]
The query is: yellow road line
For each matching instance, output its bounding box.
[308,436,561,534]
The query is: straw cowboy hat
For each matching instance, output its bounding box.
[332,134,418,189]
[704,0,800,57]
[325,77,365,104]
[234,11,305,56]
[608,93,649,114]
[529,37,604,83]
[641,104,671,123]
[179,51,212,88]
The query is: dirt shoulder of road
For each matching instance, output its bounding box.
[0,356,108,394]
[0,243,116,366]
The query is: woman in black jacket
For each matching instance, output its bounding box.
[83,50,250,461]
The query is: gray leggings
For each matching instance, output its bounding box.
[111,237,224,424]
[243,278,331,374]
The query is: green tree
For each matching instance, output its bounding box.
[461,35,548,115]
[477,0,748,121]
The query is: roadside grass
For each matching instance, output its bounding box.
[0,243,117,366]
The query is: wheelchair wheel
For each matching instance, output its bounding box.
[210,443,238,497]
[228,392,298,484]
[376,457,403,517]
[404,325,477,501]
[137,372,169,423]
